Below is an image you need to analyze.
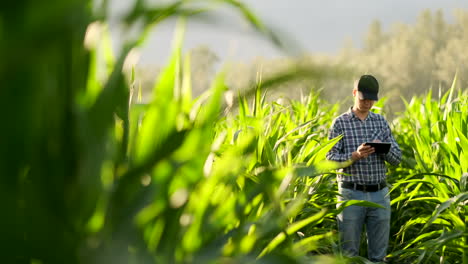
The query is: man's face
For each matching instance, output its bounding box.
[353,90,375,112]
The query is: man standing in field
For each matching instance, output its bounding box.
[326,75,402,262]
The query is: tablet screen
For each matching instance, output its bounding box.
[365,142,391,154]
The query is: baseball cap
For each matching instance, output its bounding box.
[356,75,379,101]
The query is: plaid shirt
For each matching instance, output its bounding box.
[326,107,402,185]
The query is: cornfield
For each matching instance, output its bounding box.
[1,1,467,263]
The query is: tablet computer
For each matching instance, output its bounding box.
[364,142,391,154]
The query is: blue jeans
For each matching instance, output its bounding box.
[337,185,391,262]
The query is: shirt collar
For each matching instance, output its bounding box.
[346,107,377,121]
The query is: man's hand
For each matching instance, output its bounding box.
[351,143,375,161]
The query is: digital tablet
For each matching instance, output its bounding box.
[364,142,391,154]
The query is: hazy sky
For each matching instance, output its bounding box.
[110,0,468,65]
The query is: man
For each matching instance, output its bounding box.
[326,75,402,262]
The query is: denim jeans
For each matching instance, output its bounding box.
[337,185,391,262]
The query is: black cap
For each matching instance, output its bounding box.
[357,75,379,101]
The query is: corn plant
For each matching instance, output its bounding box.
[7,1,467,263]
[387,77,468,263]
[0,0,323,263]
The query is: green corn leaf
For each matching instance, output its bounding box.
[195,71,227,127]
[442,73,457,120]
[181,52,193,113]
[460,173,468,192]
[105,128,188,226]
[406,173,459,185]
[291,231,334,253]
[83,23,100,107]
[128,103,149,159]
[418,229,464,257]
[258,209,327,257]
[403,230,441,249]
[150,20,184,107]
[134,21,186,163]
[454,126,468,172]
[424,192,468,229]
[273,120,315,151]
[306,135,344,167]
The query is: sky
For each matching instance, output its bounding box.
[110,0,468,66]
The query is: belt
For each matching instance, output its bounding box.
[340,181,387,192]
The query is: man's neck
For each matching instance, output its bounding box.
[352,106,369,121]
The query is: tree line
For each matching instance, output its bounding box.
[135,8,468,115]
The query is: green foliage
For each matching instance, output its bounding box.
[387,78,468,263]
[2,1,467,264]
[0,1,345,263]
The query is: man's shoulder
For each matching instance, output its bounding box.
[334,111,352,122]
[369,111,387,121]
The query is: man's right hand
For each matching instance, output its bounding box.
[351,143,375,161]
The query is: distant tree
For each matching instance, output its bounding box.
[364,20,385,53]
[434,10,468,88]
[189,45,219,96]
[344,8,468,114]
[133,9,468,113]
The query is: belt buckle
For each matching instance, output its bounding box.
[362,184,367,192]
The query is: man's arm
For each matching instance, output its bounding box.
[326,119,375,163]
[383,122,402,166]
[326,119,352,162]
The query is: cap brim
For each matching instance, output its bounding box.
[358,91,378,101]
